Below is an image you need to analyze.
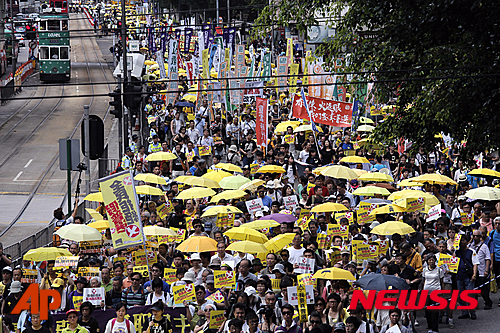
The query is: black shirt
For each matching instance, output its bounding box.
[2,294,21,314]
[78,316,100,333]
[399,264,419,289]
[144,315,172,333]
[23,327,50,333]
[106,289,123,308]
[384,151,399,169]
[172,152,186,171]
[194,167,207,177]
[168,213,187,229]
[0,254,11,272]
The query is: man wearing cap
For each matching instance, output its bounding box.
[266,182,282,203]
[121,147,134,170]
[0,266,13,299]
[148,135,162,153]
[130,134,139,155]
[188,253,206,286]
[63,309,89,333]
[227,145,242,165]
[1,281,22,315]
[51,278,68,313]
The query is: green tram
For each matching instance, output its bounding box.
[38,13,70,82]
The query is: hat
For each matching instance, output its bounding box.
[125,147,132,153]
[229,145,238,152]
[51,278,65,288]
[252,258,263,267]
[458,195,467,201]
[255,211,264,218]
[341,248,350,255]
[132,134,138,140]
[282,175,289,180]
[243,165,250,169]
[458,174,467,182]
[150,300,165,312]
[66,309,78,318]
[334,322,346,332]
[2,266,12,273]
[272,263,286,274]
[350,179,359,188]
[369,221,380,230]
[76,276,88,285]
[190,253,201,261]
[182,271,196,282]
[244,286,257,298]
[9,281,22,294]
[209,257,221,267]
[266,181,275,189]
[88,257,98,264]
[206,275,215,284]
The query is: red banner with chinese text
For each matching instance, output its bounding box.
[292,94,353,127]
[256,97,268,148]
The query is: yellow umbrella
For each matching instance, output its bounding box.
[146,152,178,161]
[84,192,103,202]
[176,236,218,252]
[398,179,424,187]
[226,241,269,254]
[175,175,221,189]
[369,204,406,216]
[412,174,457,185]
[88,220,110,231]
[353,186,391,196]
[359,116,374,124]
[86,208,104,221]
[239,179,265,192]
[340,156,370,164]
[357,124,375,132]
[216,163,243,173]
[203,170,233,183]
[24,247,72,261]
[311,202,349,213]
[465,187,500,201]
[256,165,286,174]
[176,187,216,199]
[150,63,159,70]
[55,224,102,242]
[352,169,368,177]
[182,94,197,103]
[201,206,243,217]
[134,173,167,185]
[293,124,323,133]
[264,233,296,252]
[359,172,394,182]
[388,189,439,206]
[468,168,500,178]
[210,190,246,203]
[225,227,269,244]
[371,221,415,235]
[136,185,164,196]
[144,60,156,66]
[313,166,328,175]
[313,267,355,280]
[274,121,301,133]
[243,220,280,230]
[320,165,359,179]
[143,226,177,236]
[219,175,251,190]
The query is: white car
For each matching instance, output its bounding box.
[15,33,25,47]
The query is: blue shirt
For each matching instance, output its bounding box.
[489,229,500,261]
[466,173,479,189]
[262,195,272,208]
[371,163,385,171]
[190,166,197,174]
[342,142,353,150]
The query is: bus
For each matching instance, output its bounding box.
[38,13,70,81]
[42,0,68,13]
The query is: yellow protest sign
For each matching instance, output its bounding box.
[453,234,461,250]
[438,254,460,273]
[113,256,127,264]
[356,243,379,261]
[250,163,260,174]
[209,310,226,329]
[377,239,389,255]
[328,248,341,264]
[284,134,294,144]
[299,209,311,221]
[21,269,38,283]
[157,202,174,220]
[172,283,196,304]
[79,240,103,254]
[357,202,377,224]
[297,273,316,287]
[186,151,195,162]
[78,267,100,280]
[199,145,212,156]
[334,211,354,224]
[394,197,424,212]
[72,295,84,312]
[207,290,225,303]
[100,171,143,250]
[185,216,194,231]
[297,284,308,323]
[164,268,177,284]
[306,182,314,194]
[271,278,281,291]
[133,265,149,278]
[289,63,299,94]
[214,270,236,288]
[329,224,349,241]
[134,251,148,266]
[55,256,79,268]
[317,233,329,250]
[460,212,474,226]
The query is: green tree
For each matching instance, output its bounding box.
[255,0,500,162]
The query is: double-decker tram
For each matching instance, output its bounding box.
[38,12,70,81]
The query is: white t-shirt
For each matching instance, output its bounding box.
[298,150,310,163]
[286,247,305,264]
[146,292,167,305]
[422,266,444,291]
[105,319,137,333]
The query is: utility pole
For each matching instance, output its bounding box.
[11,0,16,80]
[121,0,128,156]
[227,0,230,26]
[83,105,90,196]
[117,75,123,157]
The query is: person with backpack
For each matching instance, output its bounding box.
[121,272,147,308]
[145,278,166,305]
[104,303,136,333]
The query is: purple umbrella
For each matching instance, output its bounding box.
[258,213,297,223]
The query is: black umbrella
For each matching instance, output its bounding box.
[354,274,410,291]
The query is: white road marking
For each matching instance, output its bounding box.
[13,171,23,181]
[12,179,66,182]
[24,159,33,168]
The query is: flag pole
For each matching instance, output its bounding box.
[301,88,322,161]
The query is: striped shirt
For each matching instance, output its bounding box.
[121,286,147,308]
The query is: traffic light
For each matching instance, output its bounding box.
[81,115,104,160]
[124,83,142,110]
[109,88,122,118]
[26,25,36,40]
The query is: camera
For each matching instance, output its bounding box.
[77,162,87,171]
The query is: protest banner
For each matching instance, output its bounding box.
[21,269,39,283]
[453,234,461,250]
[297,284,308,323]
[79,240,103,254]
[100,171,143,250]
[164,268,177,284]
[55,256,79,268]
[334,211,354,224]
[294,257,315,274]
[133,265,149,278]
[329,224,349,240]
[134,251,148,266]
[356,243,379,261]
[199,145,212,156]
[438,254,460,273]
[78,267,100,280]
[283,195,299,210]
[256,97,268,148]
[270,278,281,291]
[287,285,314,305]
[377,239,389,255]
[250,163,260,174]
[209,310,226,329]
[460,212,474,226]
[83,287,105,306]
[214,270,236,288]
[173,284,196,304]
[357,202,378,224]
[317,233,329,250]
[292,94,353,127]
[394,197,425,212]
[157,201,174,220]
[327,248,341,264]
[299,208,311,221]
[297,273,316,287]
[245,198,264,215]
[207,290,225,303]
[426,204,441,222]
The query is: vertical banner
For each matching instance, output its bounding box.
[186,61,194,87]
[156,50,167,79]
[220,61,228,108]
[262,52,271,81]
[229,71,238,108]
[167,39,179,106]
[286,38,293,65]
[198,31,205,54]
[196,76,204,113]
[202,24,211,50]
[184,28,193,53]
[202,49,209,80]
[289,63,299,94]
[277,56,288,93]
[234,44,245,105]
[228,28,236,57]
[239,66,248,104]
[100,171,144,250]
[207,83,214,120]
[255,97,268,149]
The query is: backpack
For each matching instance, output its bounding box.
[111,319,131,333]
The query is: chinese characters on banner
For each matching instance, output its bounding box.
[292,94,353,127]
[277,56,288,93]
[255,97,268,149]
[167,39,179,106]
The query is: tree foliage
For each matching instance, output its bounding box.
[255,0,500,162]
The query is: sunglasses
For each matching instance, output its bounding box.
[282,311,293,316]
[131,278,140,281]
[311,320,321,324]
